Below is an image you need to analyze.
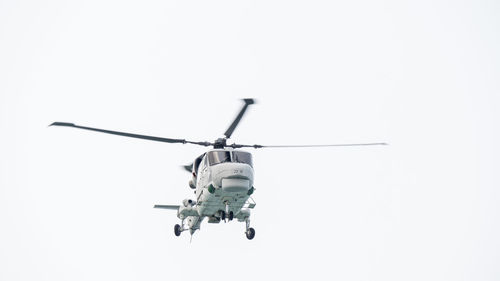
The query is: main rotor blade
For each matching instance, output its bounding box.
[223,98,255,139]
[49,122,213,146]
[228,142,388,149]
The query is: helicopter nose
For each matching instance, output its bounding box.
[221,178,250,193]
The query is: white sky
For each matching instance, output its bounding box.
[1,0,499,280]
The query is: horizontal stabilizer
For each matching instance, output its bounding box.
[154,205,179,210]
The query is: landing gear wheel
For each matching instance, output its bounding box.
[228,211,234,221]
[245,227,255,240]
[174,224,182,237]
[220,211,226,221]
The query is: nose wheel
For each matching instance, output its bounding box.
[221,202,234,222]
[220,202,234,222]
[219,210,234,223]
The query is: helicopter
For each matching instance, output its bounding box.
[50,99,386,240]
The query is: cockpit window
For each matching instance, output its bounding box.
[208,151,231,166]
[207,150,253,167]
[233,151,253,167]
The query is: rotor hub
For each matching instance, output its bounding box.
[213,138,227,149]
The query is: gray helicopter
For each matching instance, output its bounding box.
[51,99,386,240]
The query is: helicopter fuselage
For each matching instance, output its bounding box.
[196,152,254,214]
[50,98,386,240]
[181,149,255,233]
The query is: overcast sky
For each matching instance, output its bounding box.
[1,0,499,280]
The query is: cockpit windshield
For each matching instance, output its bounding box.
[207,151,253,167]
[208,151,231,166]
[233,151,253,167]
